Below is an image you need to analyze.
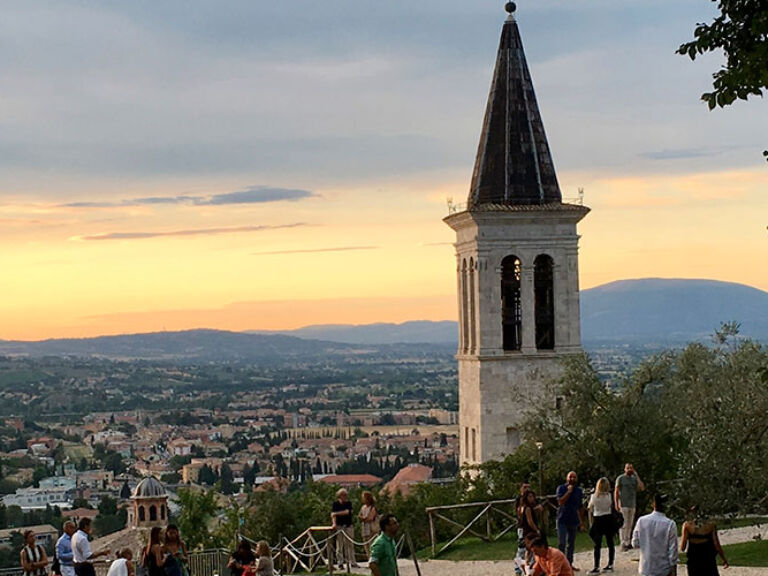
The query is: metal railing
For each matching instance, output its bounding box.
[187,549,230,576]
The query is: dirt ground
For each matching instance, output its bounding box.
[395,525,768,576]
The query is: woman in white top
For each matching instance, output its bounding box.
[587,477,616,574]
[357,491,379,557]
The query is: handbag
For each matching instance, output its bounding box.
[611,505,624,532]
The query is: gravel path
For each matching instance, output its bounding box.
[394,525,768,576]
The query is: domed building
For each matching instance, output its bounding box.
[127,476,168,527]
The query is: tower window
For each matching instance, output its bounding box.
[534,254,555,349]
[149,505,157,521]
[461,259,469,353]
[469,258,476,353]
[501,255,522,351]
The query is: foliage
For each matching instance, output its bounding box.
[520,353,680,499]
[678,0,768,109]
[677,0,768,159]
[176,488,220,550]
[516,332,768,517]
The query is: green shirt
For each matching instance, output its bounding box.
[616,473,639,508]
[369,533,397,576]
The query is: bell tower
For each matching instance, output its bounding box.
[444,2,589,465]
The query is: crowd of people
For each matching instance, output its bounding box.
[45,519,194,576]
[515,463,729,576]
[19,464,732,576]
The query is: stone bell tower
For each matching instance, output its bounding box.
[444,2,589,466]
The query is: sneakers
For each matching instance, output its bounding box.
[603,565,614,572]
[588,568,601,574]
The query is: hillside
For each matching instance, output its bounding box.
[580,278,768,343]
[1,278,766,359]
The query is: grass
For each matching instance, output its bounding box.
[418,531,596,561]
[421,518,768,564]
[721,539,768,567]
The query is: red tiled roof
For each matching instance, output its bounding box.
[383,464,433,497]
[317,474,381,487]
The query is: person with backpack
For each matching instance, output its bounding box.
[21,530,49,576]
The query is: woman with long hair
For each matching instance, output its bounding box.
[681,507,728,576]
[519,489,540,570]
[163,525,188,576]
[254,541,274,576]
[357,491,378,557]
[227,540,255,576]
[587,477,616,574]
[142,526,166,576]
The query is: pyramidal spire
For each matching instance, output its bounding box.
[468,2,562,209]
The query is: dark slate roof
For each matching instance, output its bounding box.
[468,11,562,209]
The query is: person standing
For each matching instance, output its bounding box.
[588,478,616,573]
[615,463,646,551]
[253,541,274,576]
[142,526,166,576]
[369,514,399,576]
[227,541,255,576]
[331,488,357,568]
[557,471,585,569]
[680,508,728,576]
[72,518,110,576]
[56,522,77,576]
[358,491,379,558]
[21,530,49,576]
[632,494,678,576]
[163,525,188,576]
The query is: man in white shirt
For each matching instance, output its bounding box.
[106,549,133,576]
[71,518,111,576]
[632,495,678,576]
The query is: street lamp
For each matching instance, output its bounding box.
[535,442,544,495]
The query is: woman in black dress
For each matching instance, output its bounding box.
[681,508,729,576]
[519,490,540,569]
[142,527,166,576]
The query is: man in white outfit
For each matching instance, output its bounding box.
[632,494,678,576]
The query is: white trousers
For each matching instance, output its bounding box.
[620,507,636,547]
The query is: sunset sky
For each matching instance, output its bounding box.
[1,0,767,340]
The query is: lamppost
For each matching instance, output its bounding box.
[535,442,544,495]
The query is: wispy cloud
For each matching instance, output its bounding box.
[639,146,743,161]
[74,223,305,241]
[252,246,378,256]
[59,186,316,208]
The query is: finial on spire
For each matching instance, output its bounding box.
[505,2,517,15]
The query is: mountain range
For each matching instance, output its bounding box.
[1,278,766,359]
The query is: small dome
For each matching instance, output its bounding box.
[133,477,166,499]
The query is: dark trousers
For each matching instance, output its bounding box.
[74,564,96,576]
[591,515,616,568]
[557,521,577,565]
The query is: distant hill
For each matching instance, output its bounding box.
[580,278,768,344]
[1,279,766,359]
[252,320,458,345]
[267,278,768,345]
[0,329,360,362]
